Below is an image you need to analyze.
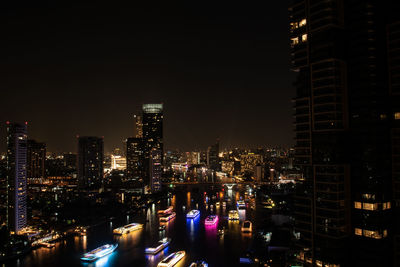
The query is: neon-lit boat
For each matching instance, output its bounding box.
[204,215,218,225]
[241,221,252,233]
[228,210,239,220]
[113,223,143,235]
[186,209,200,219]
[160,212,176,222]
[145,238,171,254]
[157,251,186,267]
[237,200,246,209]
[158,206,173,215]
[80,244,118,262]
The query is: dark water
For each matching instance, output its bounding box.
[6,185,272,267]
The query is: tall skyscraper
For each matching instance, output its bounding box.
[6,122,27,233]
[133,114,143,138]
[207,140,220,171]
[77,136,104,189]
[142,104,163,188]
[149,148,162,192]
[126,137,145,183]
[289,1,400,266]
[27,140,46,183]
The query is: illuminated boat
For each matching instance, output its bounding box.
[186,209,200,219]
[215,202,220,208]
[237,200,246,209]
[145,238,171,254]
[157,251,185,267]
[228,210,239,220]
[113,223,143,235]
[160,212,176,222]
[80,243,118,262]
[241,221,252,233]
[204,215,218,225]
[158,206,173,215]
[222,202,226,208]
[189,260,209,267]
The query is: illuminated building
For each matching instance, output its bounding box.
[27,140,46,184]
[240,153,263,173]
[142,103,163,186]
[126,137,145,182]
[133,114,143,138]
[290,1,399,266]
[63,153,77,170]
[6,122,28,233]
[149,148,162,192]
[207,140,220,171]
[110,155,126,170]
[77,136,104,189]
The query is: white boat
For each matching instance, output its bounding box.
[241,221,252,233]
[189,260,209,267]
[237,200,246,209]
[145,238,171,254]
[158,206,173,215]
[81,244,118,262]
[113,223,143,235]
[157,251,185,267]
[186,209,200,219]
[160,212,176,222]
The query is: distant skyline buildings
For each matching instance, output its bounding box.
[6,122,27,233]
[77,136,104,189]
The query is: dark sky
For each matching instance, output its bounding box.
[0,2,295,153]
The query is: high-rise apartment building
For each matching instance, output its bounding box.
[27,140,46,183]
[142,104,163,187]
[290,1,400,266]
[133,114,143,138]
[77,136,104,189]
[149,148,162,192]
[207,140,220,171]
[126,137,145,183]
[6,122,27,233]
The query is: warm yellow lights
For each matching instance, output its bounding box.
[395,112,400,120]
[302,34,308,42]
[355,228,388,239]
[290,19,306,30]
[354,201,391,210]
[299,18,307,27]
[291,37,299,45]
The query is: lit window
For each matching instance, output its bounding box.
[291,37,299,45]
[395,112,400,120]
[380,114,387,120]
[290,22,299,30]
[355,228,362,236]
[383,230,388,237]
[363,203,378,210]
[362,193,374,200]
[302,34,308,42]
[354,202,362,209]
[299,19,307,27]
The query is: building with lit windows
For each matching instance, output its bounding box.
[133,114,143,138]
[77,136,104,189]
[6,122,28,233]
[149,149,162,192]
[27,140,46,184]
[290,0,400,266]
[207,140,220,171]
[126,137,145,182]
[142,104,163,186]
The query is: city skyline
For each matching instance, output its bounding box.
[0,2,295,153]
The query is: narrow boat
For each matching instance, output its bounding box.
[157,251,185,267]
[158,206,173,215]
[241,221,252,233]
[80,244,118,262]
[145,238,171,254]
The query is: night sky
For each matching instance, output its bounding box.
[0,2,295,153]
